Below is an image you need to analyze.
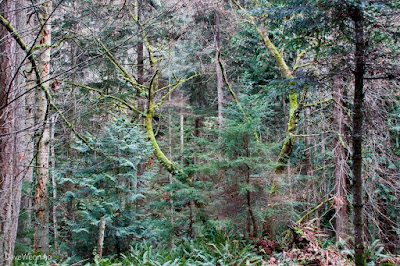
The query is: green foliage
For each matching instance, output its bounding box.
[122,238,264,265]
[57,118,154,261]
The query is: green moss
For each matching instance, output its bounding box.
[354,254,366,266]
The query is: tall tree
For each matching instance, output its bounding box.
[0,0,25,264]
[333,76,349,242]
[33,0,52,254]
[350,1,366,264]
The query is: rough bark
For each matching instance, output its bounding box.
[50,115,58,252]
[333,78,348,242]
[19,0,34,242]
[215,12,224,132]
[350,2,366,265]
[97,217,106,260]
[0,1,24,264]
[33,0,52,254]
[136,0,144,86]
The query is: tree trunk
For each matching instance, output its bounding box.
[333,78,348,242]
[305,107,313,178]
[180,112,184,165]
[350,2,366,265]
[0,1,25,264]
[136,0,144,86]
[33,0,52,254]
[246,166,257,237]
[215,12,224,133]
[97,217,106,260]
[50,114,58,253]
[19,0,34,244]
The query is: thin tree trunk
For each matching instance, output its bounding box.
[50,114,58,253]
[333,78,348,242]
[97,217,106,260]
[351,2,366,265]
[33,0,52,254]
[180,112,184,165]
[168,93,175,248]
[305,107,313,177]
[136,0,144,86]
[304,107,316,221]
[19,0,35,242]
[245,141,257,237]
[246,169,257,238]
[215,12,224,132]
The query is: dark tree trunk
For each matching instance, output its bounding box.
[137,0,144,86]
[350,2,366,265]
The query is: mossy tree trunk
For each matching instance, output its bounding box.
[231,0,307,174]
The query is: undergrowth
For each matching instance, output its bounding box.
[12,227,400,265]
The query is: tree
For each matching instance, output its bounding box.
[58,118,153,260]
[32,0,53,254]
[0,1,25,264]
[350,1,366,264]
[231,0,314,174]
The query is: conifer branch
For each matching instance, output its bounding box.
[32,35,75,52]
[217,51,260,142]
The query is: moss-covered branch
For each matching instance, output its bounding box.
[95,38,147,96]
[155,74,199,110]
[66,82,143,115]
[297,197,334,225]
[231,0,294,79]
[145,72,183,175]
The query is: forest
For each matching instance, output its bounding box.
[0,0,400,265]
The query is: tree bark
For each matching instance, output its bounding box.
[304,107,313,178]
[136,0,144,86]
[33,0,52,254]
[333,77,348,242]
[97,217,106,260]
[215,12,224,132]
[19,0,34,243]
[350,2,366,265]
[0,1,24,264]
[50,114,58,253]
